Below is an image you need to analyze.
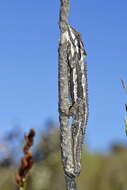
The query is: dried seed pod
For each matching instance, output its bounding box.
[16,128,36,187]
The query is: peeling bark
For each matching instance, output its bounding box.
[58,1,88,190]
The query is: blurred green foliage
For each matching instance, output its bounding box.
[1,125,127,190]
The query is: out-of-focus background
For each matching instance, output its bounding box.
[0,0,127,189]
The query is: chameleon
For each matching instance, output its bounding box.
[58,24,88,177]
[66,25,89,176]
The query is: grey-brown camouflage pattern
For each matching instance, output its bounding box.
[58,1,88,189]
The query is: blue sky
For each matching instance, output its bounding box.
[0,0,127,152]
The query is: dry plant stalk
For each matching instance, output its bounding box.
[121,79,127,135]
[58,0,88,189]
[121,78,127,94]
[16,128,36,189]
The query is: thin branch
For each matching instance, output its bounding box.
[58,1,88,190]
[59,0,70,31]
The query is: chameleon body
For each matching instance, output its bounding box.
[59,24,88,177]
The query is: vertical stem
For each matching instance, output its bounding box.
[59,0,70,31]
[59,0,88,190]
[59,1,77,190]
[65,175,77,190]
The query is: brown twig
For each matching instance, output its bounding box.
[16,128,36,188]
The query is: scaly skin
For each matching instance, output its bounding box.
[59,1,88,190]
